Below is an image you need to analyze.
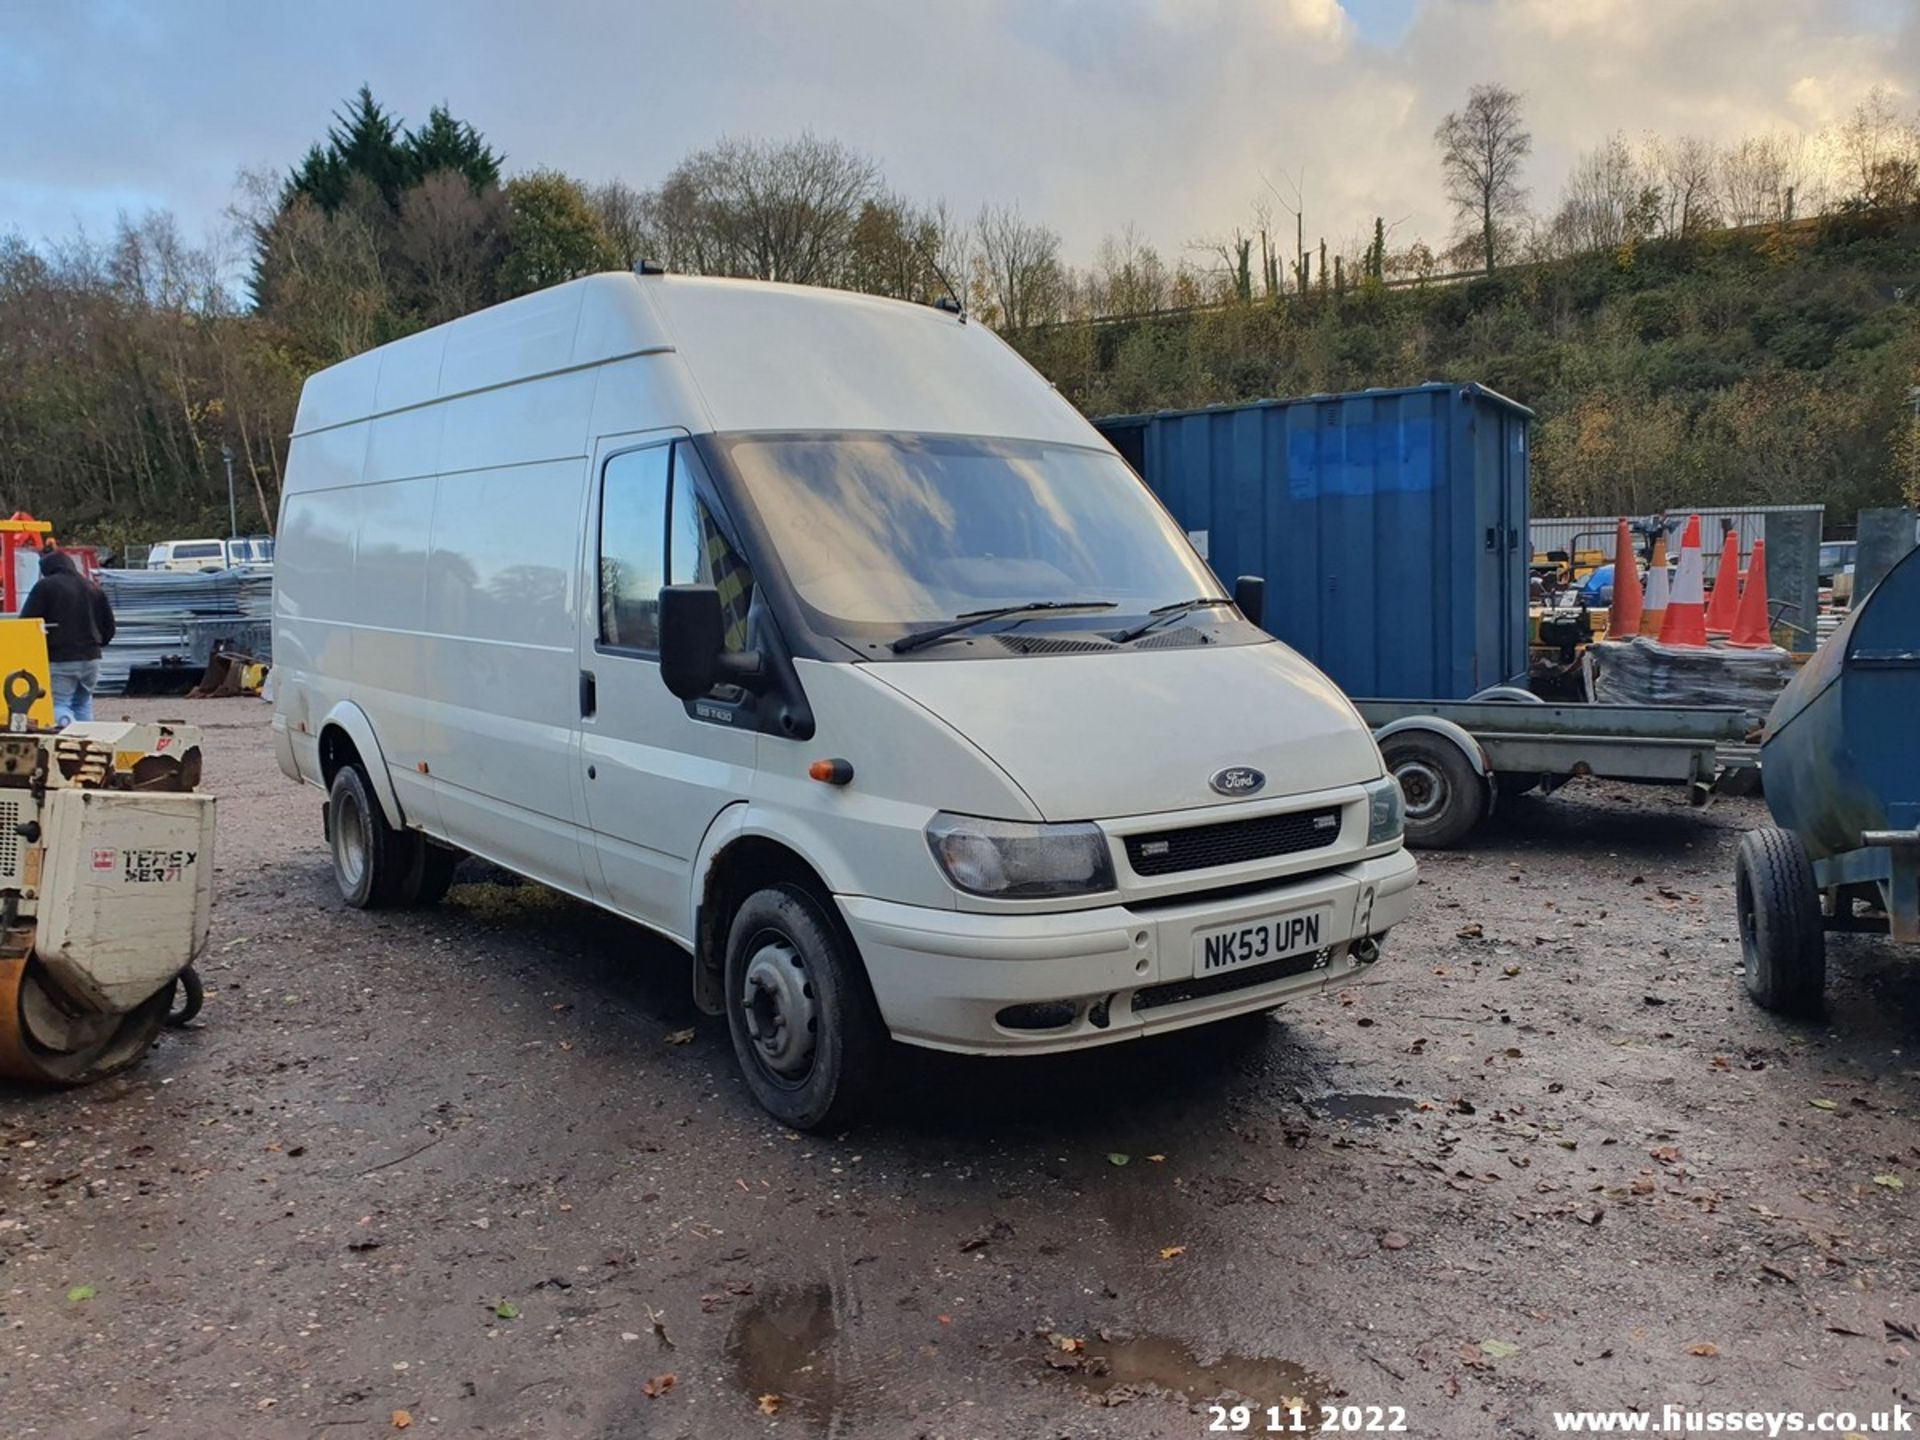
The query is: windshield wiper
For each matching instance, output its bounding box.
[1111,596,1234,645]
[890,600,1117,655]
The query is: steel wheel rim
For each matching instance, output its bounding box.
[333,788,368,892]
[1396,760,1446,821]
[739,932,819,1085]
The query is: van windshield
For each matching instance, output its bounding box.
[717,433,1219,639]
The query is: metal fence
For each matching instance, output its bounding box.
[1531,506,1826,582]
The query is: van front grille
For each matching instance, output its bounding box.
[1125,805,1342,877]
[1132,948,1332,1011]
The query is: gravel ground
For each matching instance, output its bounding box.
[2,698,1916,1439]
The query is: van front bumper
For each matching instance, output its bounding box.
[840,848,1418,1054]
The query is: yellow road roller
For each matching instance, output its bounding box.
[0,673,214,1084]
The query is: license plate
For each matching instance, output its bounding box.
[1194,907,1333,975]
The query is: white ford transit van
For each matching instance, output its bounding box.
[273,271,1417,1129]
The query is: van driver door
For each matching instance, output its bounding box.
[575,433,758,942]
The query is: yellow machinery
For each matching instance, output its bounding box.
[0,670,214,1083]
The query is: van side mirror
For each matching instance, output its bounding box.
[1233,574,1266,630]
[658,584,764,701]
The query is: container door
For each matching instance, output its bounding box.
[1502,411,1531,685]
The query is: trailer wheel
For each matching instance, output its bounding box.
[327,764,416,909]
[1379,734,1486,849]
[724,881,884,1132]
[1735,828,1825,1014]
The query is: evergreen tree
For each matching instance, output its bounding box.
[288,86,410,211]
[404,105,503,190]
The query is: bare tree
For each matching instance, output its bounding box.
[588,179,657,270]
[1550,133,1655,255]
[1090,225,1171,315]
[395,171,509,325]
[649,134,880,285]
[1647,134,1719,237]
[1718,132,1805,227]
[972,203,1064,330]
[1840,86,1920,209]
[1434,83,1532,275]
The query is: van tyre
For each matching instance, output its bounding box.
[1380,735,1485,849]
[400,840,463,908]
[327,764,415,909]
[1735,827,1825,1014]
[724,882,883,1132]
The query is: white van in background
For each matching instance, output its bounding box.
[271,271,1416,1129]
[146,535,274,572]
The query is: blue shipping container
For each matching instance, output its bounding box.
[1095,383,1533,701]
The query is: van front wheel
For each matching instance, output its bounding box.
[724,883,883,1132]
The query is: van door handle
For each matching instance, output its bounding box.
[579,670,596,718]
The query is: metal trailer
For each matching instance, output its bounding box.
[1350,687,1754,849]
[1734,545,1920,1012]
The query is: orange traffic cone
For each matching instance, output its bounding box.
[1727,538,1772,648]
[1639,531,1670,637]
[1703,529,1741,637]
[1659,514,1710,647]
[1604,518,1642,639]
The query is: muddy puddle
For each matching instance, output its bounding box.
[1047,1331,1331,1410]
[728,1284,844,1427]
[1305,1091,1415,1126]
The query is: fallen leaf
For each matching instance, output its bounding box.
[937,1313,953,1324]
[1456,923,1484,940]
[392,1411,413,1430]
[1159,1245,1186,1260]
[642,1373,676,1399]
[757,1394,781,1415]
[665,1028,695,1045]
[1049,1332,1085,1353]
[1479,1338,1519,1359]
[1687,1342,1719,1357]
[1872,1174,1904,1190]
[66,1285,95,1303]
[1107,1152,1130,1166]
[1147,1154,1165,1163]
[1809,1098,1838,1111]
[495,1300,519,1320]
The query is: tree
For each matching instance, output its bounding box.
[404,104,503,191]
[1550,133,1654,255]
[589,179,656,270]
[288,86,411,212]
[1434,83,1532,275]
[972,203,1063,330]
[497,170,616,297]
[647,135,880,285]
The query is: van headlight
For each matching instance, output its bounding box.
[925,813,1116,898]
[1365,776,1404,845]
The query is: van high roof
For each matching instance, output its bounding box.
[290,271,1090,458]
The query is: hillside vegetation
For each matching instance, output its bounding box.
[1016,212,1920,520]
[3,87,1918,549]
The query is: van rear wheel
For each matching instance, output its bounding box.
[724,882,883,1132]
[327,765,415,909]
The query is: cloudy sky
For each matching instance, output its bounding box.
[4,0,1917,272]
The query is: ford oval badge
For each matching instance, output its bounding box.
[1209,766,1266,797]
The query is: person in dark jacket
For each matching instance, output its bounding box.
[20,550,115,724]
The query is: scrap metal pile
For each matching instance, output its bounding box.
[96,568,273,695]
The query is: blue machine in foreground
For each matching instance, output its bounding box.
[1736,544,1920,1011]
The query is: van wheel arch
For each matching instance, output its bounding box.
[695,838,866,1016]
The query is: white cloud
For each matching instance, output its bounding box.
[0,0,1911,272]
